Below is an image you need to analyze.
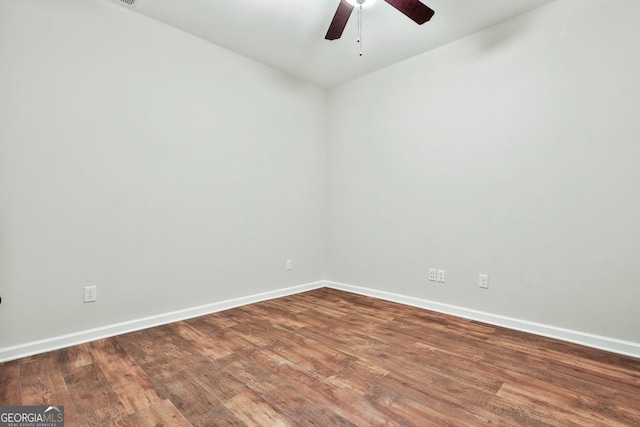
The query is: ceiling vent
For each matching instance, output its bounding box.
[118,0,136,5]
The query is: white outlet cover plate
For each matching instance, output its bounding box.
[84,286,97,303]
[479,274,489,289]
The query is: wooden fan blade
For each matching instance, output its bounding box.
[325,0,354,40]
[384,0,434,25]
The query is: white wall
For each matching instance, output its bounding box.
[0,0,327,348]
[2,0,639,356]
[327,0,640,343]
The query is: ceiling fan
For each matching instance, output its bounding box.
[325,0,435,41]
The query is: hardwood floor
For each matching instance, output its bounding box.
[1,288,639,426]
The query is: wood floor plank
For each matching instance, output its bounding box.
[223,389,293,427]
[305,312,505,394]
[227,315,289,348]
[5,288,640,425]
[19,353,80,425]
[197,310,240,329]
[116,328,246,425]
[0,361,22,405]
[237,304,309,331]
[242,348,394,426]
[294,312,506,413]
[182,317,254,358]
[128,399,193,427]
[57,342,95,373]
[546,359,640,410]
[63,363,127,423]
[221,354,356,426]
[86,338,163,414]
[116,325,206,372]
[187,401,249,427]
[496,381,629,426]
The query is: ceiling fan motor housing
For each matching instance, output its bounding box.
[326,0,435,41]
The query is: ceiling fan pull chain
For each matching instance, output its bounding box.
[358,4,363,56]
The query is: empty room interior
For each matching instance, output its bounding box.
[1,0,639,425]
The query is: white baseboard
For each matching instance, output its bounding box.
[3,280,638,362]
[326,281,640,359]
[0,281,324,363]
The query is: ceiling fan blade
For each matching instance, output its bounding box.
[325,0,354,40]
[384,0,434,25]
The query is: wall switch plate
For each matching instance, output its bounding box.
[429,268,437,281]
[479,274,489,289]
[84,286,97,303]
[437,270,446,283]
[286,259,293,271]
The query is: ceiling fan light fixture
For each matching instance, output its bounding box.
[345,0,377,9]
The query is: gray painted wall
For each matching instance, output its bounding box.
[0,0,327,348]
[2,0,639,353]
[327,0,640,343]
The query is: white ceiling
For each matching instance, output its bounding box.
[122,0,555,88]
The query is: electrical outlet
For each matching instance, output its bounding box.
[437,270,446,283]
[479,274,489,289]
[84,286,97,303]
[429,268,437,281]
[286,259,293,271]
